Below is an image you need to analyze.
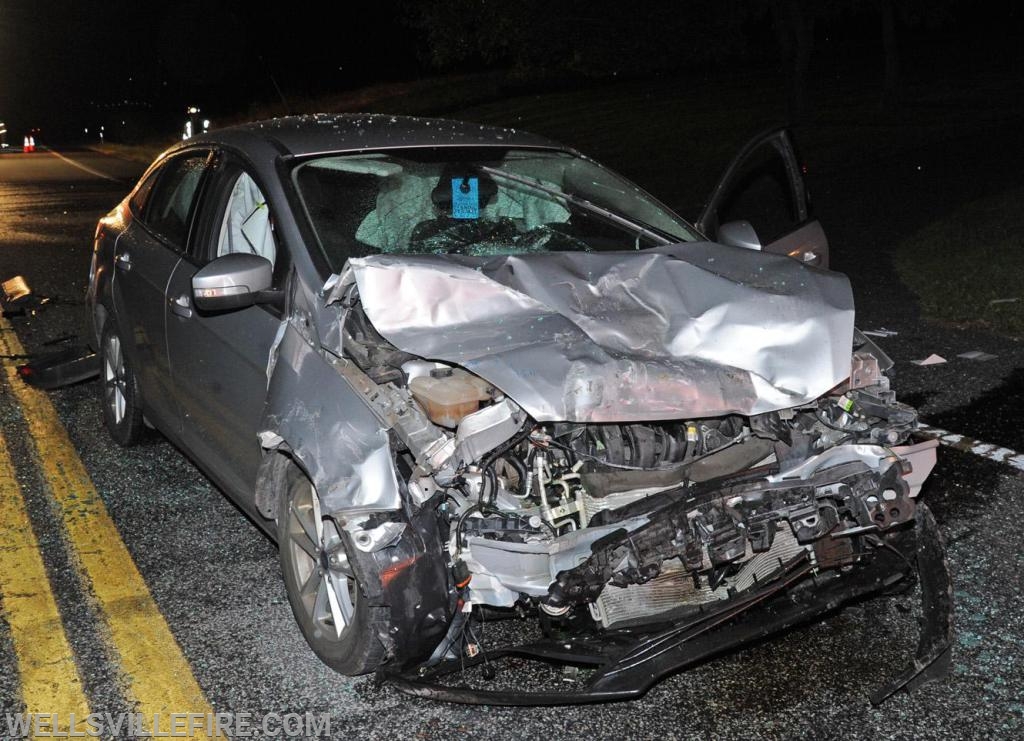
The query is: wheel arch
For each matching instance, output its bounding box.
[262,431,456,669]
[254,447,304,525]
[92,300,110,347]
[258,322,455,667]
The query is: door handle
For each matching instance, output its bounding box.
[170,293,193,319]
[115,252,132,272]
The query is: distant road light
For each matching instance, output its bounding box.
[182,107,211,140]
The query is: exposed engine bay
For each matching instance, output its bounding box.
[323,288,951,704]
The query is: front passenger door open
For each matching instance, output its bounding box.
[697,128,829,268]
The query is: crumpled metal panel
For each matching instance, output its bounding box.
[344,242,855,422]
[260,321,401,513]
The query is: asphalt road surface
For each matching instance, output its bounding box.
[0,143,1021,739]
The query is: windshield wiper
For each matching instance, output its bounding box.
[478,166,673,246]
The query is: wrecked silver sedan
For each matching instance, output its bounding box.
[86,114,950,704]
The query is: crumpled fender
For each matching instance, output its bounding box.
[256,316,453,666]
[257,319,402,516]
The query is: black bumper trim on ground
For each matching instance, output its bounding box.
[16,346,100,389]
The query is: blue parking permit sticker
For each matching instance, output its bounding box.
[451,177,479,219]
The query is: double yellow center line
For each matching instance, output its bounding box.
[0,408,90,729]
[0,316,217,736]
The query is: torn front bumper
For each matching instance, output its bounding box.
[384,503,952,706]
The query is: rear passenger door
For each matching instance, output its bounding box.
[112,150,212,433]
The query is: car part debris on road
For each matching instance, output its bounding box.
[1,275,50,317]
[16,346,100,389]
[957,350,997,362]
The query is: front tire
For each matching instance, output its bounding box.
[278,469,388,675]
[99,321,144,446]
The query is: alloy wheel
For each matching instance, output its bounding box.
[285,482,356,641]
[102,332,127,425]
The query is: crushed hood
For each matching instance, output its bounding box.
[338,243,855,422]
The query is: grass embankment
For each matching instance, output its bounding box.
[894,187,1024,337]
[91,141,174,165]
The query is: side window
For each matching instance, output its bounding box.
[128,168,160,216]
[715,142,801,244]
[143,153,210,250]
[216,171,277,269]
[295,163,379,262]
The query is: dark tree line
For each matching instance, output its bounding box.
[400,1,754,76]
[767,0,954,117]
[401,0,957,118]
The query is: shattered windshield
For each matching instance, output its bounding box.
[292,147,698,271]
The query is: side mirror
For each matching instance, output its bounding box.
[192,253,273,312]
[717,220,762,251]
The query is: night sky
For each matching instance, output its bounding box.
[0,0,418,139]
[1,1,1021,142]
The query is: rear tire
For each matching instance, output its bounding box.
[99,321,144,446]
[278,469,388,675]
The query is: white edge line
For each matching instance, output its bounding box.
[42,146,120,182]
[919,423,1024,473]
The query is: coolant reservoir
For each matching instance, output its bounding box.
[410,368,492,428]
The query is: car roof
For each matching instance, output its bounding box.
[178,113,567,159]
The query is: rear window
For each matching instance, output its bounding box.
[128,168,160,216]
[142,153,210,250]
